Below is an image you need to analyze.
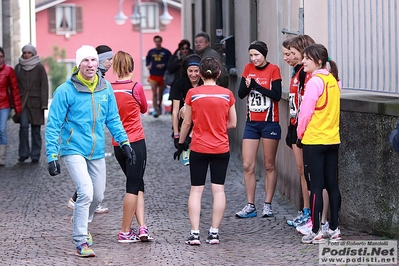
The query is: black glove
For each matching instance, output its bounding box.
[296,139,303,149]
[48,160,61,176]
[173,143,189,160]
[174,136,179,149]
[184,136,192,146]
[122,144,136,165]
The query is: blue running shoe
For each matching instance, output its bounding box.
[181,149,190,166]
[287,208,310,227]
[235,204,257,218]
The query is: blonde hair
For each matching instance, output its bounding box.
[112,51,134,78]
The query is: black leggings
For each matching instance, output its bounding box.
[303,144,341,233]
[114,139,147,195]
[189,151,230,186]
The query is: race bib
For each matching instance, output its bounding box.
[248,90,270,112]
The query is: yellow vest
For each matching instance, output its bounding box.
[302,73,340,145]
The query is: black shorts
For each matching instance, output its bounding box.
[114,139,146,195]
[189,151,230,186]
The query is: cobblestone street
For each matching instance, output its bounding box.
[0,114,393,266]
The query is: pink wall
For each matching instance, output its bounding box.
[35,0,181,83]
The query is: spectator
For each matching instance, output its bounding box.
[0,47,22,166]
[194,32,229,88]
[145,35,171,117]
[15,43,48,163]
[166,39,194,87]
[45,45,134,257]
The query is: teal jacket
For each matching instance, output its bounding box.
[45,70,128,162]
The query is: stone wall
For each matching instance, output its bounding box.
[229,87,399,238]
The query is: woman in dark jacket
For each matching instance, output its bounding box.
[0,47,22,165]
[167,39,194,87]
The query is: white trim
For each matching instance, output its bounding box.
[35,0,67,13]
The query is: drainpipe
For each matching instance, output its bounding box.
[299,0,304,34]
[328,0,334,59]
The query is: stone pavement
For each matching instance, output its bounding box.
[0,114,393,266]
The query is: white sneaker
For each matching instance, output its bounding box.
[95,205,109,214]
[67,198,75,210]
[326,227,342,242]
[296,219,313,235]
[302,230,327,244]
[321,221,330,237]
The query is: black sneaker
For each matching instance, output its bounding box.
[206,231,220,244]
[185,232,200,245]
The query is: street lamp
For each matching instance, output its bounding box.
[114,0,174,84]
[114,0,173,26]
[114,0,128,25]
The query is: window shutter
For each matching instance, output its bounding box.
[48,7,56,33]
[76,6,82,32]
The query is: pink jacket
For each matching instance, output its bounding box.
[297,68,341,139]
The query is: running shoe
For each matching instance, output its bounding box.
[139,226,149,242]
[287,208,311,227]
[76,242,95,257]
[206,231,220,244]
[261,203,274,218]
[321,221,330,237]
[302,230,327,244]
[235,204,257,218]
[181,149,190,166]
[67,198,75,210]
[296,219,313,235]
[118,229,140,243]
[87,231,93,247]
[326,227,342,242]
[95,205,109,214]
[185,232,201,245]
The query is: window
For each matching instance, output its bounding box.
[133,3,160,33]
[49,5,82,34]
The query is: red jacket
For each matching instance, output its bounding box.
[0,63,22,113]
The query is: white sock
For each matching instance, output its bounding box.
[191,230,199,235]
[209,227,219,234]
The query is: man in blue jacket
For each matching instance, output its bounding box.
[45,45,134,257]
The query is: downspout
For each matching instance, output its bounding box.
[299,0,304,34]
[328,0,334,59]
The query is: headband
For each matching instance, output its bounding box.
[187,62,200,67]
[248,44,267,58]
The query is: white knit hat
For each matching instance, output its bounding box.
[75,45,99,67]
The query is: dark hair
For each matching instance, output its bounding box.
[112,51,134,78]
[154,35,162,42]
[181,54,201,77]
[0,47,5,56]
[289,35,315,54]
[199,57,221,80]
[95,45,112,55]
[195,32,210,42]
[303,44,340,81]
[249,40,268,58]
[178,39,191,50]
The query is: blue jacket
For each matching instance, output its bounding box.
[46,70,128,162]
